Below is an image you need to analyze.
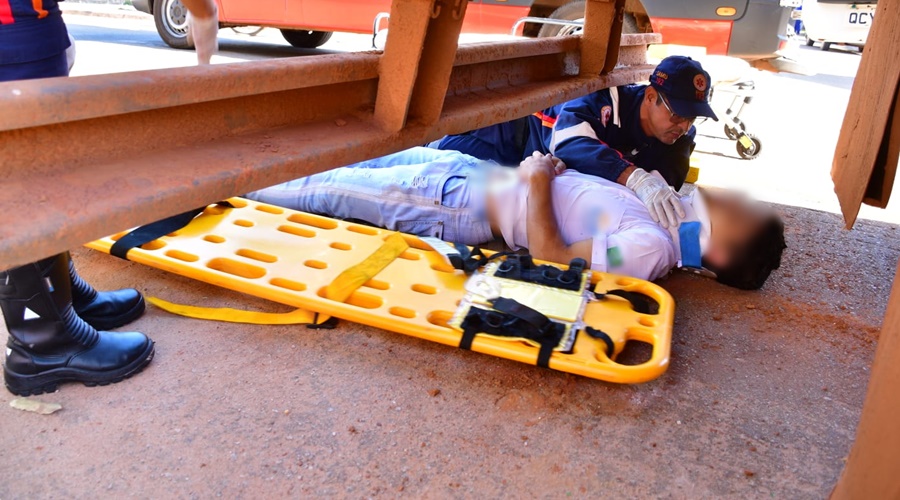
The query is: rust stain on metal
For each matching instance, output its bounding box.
[0,53,381,132]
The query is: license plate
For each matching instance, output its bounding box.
[848,9,875,26]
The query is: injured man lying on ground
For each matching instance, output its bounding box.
[246,147,786,290]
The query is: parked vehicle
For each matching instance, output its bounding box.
[533,0,798,60]
[800,0,876,52]
[133,0,530,49]
[133,0,796,61]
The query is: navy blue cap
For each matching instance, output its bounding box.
[649,56,718,121]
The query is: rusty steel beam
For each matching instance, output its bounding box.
[375,0,469,130]
[602,0,628,74]
[580,0,621,76]
[0,0,658,270]
[406,0,470,126]
[374,0,446,131]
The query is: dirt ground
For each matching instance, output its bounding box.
[0,202,894,498]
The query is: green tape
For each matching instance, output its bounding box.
[607,246,624,268]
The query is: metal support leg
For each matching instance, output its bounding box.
[579,0,621,77]
[374,0,467,132]
[407,0,468,126]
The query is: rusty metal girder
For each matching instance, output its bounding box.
[0,0,658,270]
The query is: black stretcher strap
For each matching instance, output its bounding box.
[594,288,660,315]
[458,299,564,368]
[110,202,233,260]
[451,244,511,274]
[493,255,587,291]
[489,297,551,332]
[306,314,340,330]
[585,327,615,357]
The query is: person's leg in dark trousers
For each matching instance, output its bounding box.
[430,117,531,165]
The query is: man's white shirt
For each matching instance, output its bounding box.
[491,169,682,281]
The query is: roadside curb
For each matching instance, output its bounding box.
[60,5,149,21]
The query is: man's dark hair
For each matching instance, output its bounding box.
[703,215,787,290]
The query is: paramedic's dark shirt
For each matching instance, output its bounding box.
[546,86,695,190]
[436,85,695,190]
[0,0,69,64]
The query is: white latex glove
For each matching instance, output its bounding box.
[625,168,686,229]
[187,4,219,65]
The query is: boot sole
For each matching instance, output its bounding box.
[83,295,146,331]
[4,341,155,397]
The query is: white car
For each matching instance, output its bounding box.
[801,0,877,51]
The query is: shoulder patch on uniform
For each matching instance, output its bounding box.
[600,105,612,127]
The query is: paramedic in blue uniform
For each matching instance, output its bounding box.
[433,56,718,230]
[0,0,218,396]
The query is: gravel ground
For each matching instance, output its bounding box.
[0,202,893,498]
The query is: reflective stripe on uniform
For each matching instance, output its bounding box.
[0,0,15,23]
[610,86,621,127]
[31,0,47,19]
[549,121,598,155]
[532,111,556,128]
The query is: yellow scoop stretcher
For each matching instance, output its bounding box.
[87,198,675,384]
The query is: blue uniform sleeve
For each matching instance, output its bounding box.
[550,93,634,183]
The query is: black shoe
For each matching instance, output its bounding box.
[69,256,145,330]
[1,254,155,396]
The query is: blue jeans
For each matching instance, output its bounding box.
[245,147,494,245]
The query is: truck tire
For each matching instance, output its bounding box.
[538,1,639,38]
[153,0,192,49]
[281,29,334,48]
[538,1,584,37]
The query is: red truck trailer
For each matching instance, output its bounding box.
[134,0,795,60]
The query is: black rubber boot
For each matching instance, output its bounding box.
[1,253,155,396]
[69,257,145,331]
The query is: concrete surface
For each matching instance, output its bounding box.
[61,2,146,20]
[2,9,897,498]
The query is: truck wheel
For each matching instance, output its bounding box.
[622,12,639,33]
[538,1,639,38]
[538,1,584,37]
[153,0,192,49]
[821,42,832,52]
[805,37,815,47]
[281,29,334,48]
